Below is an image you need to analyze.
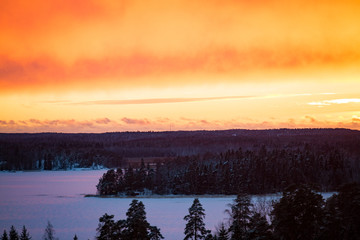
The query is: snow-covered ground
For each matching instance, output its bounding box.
[0,170,235,239]
[0,170,334,240]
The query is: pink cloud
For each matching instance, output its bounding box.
[1,116,360,133]
[96,118,111,124]
[121,118,150,125]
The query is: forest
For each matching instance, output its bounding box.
[96,141,360,195]
[1,128,360,172]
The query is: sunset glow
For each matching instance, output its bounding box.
[1,0,360,132]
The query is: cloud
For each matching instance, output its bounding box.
[121,118,150,125]
[0,0,106,33]
[1,115,360,133]
[1,0,360,95]
[353,116,360,122]
[308,102,331,106]
[50,93,325,106]
[305,116,317,123]
[308,98,360,106]
[72,96,251,105]
[95,118,112,124]
[326,99,360,104]
[40,100,72,104]
[1,46,359,93]
[0,119,113,133]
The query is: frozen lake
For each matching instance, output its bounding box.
[0,170,335,239]
[0,170,242,240]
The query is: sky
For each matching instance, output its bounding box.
[1,0,360,133]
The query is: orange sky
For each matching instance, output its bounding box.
[1,0,360,132]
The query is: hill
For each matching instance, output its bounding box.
[0,128,359,171]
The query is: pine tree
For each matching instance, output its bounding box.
[96,169,118,195]
[247,213,273,240]
[19,226,31,240]
[124,167,136,194]
[2,230,8,240]
[136,158,147,190]
[184,198,210,240]
[320,194,342,240]
[227,194,252,240]
[124,200,150,239]
[96,200,162,240]
[320,183,360,240]
[73,234,78,240]
[148,226,164,240]
[9,226,19,240]
[336,183,360,240]
[271,185,324,240]
[216,223,228,240]
[43,221,57,240]
[96,213,120,240]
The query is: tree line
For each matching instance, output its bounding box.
[97,143,359,196]
[1,129,360,171]
[96,183,360,240]
[1,221,78,240]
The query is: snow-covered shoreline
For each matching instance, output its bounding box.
[0,166,108,173]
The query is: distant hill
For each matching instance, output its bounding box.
[0,128,359,170]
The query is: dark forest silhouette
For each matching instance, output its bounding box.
[1,129,360,172]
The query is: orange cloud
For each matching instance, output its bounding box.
[1,0,360,133]
[1,0,360,94]
[1,47,359,93]
[305,116,317,123]
[353,116,360,122]
[70,96,251,105]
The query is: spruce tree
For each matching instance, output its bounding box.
[97,169,118,195]
[320,183,360,240]
[248,213,273,240]
[19,226,31,240]
[124,200,150,239]
[73,234,78,240]
[9,226,19,240]
[2,230,8,240]
[184,198,210,240]
[271,185,324,240]
[227,194,252,240]
[96,213,120,240]
[96,200,163,240]
[148,226,164,240]
[216,223,228,240]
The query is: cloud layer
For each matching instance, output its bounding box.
[1,48,359,93]
[308,98,360,106]
[1,0,360,93]
[70,96,252,105]
[1,116,360,133]
[1,0,360,132]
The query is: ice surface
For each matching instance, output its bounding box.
[0,170,235,239]
[0,170,336,240]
